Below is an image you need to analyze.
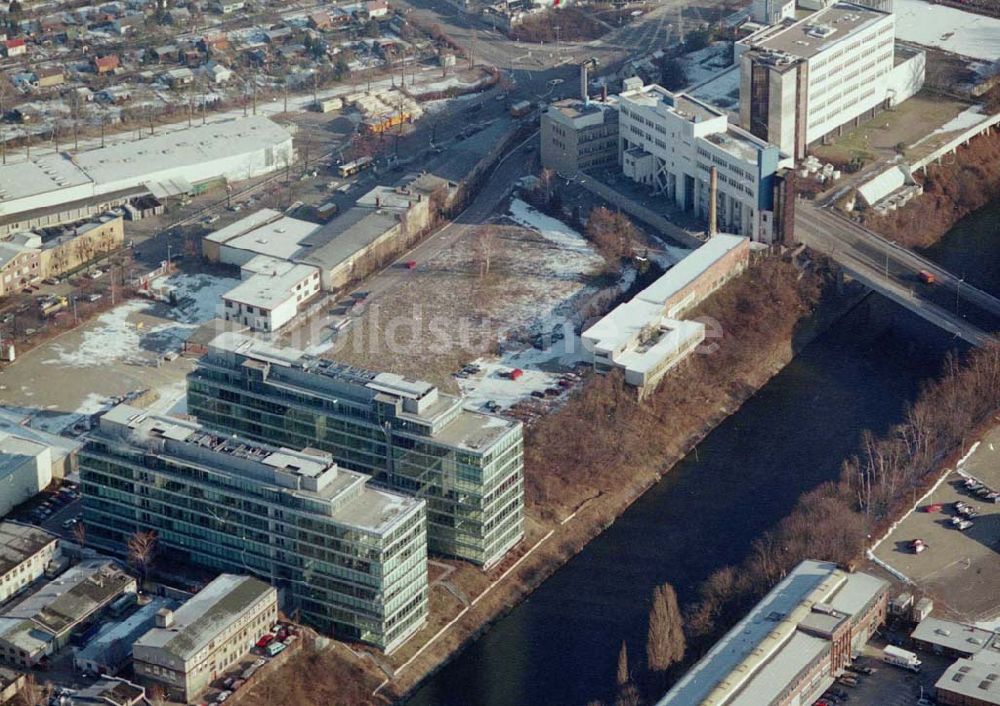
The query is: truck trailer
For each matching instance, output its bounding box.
[882,645,921,672]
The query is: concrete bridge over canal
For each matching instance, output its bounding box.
[795,201,1000,348]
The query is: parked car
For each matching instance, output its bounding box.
[255,634,275,649]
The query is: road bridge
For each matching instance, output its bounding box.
[795,201,1000,347]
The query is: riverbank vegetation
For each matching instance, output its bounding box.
[861,129,1000,248]
[675,343,1000,680]
[525,253,827,520]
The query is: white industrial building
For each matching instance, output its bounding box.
[737,2,925,158]
[0,117,295,228]
[0,433,53,518]
[658,560,888,706]
[582,235,749,395]
[619,80,791,242]
[202,209,320,266]
[222,255,322,332]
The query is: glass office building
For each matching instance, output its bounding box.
[186,333,524,568]
[80,404,427,653]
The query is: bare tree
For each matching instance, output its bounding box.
[615,682,642,706]
[147,683,167,706]
[617,640,630,687]
[646,582,685,689]
[20,674,53,706]
[127,529,158,588]
[473,226,499,279]
[72,521,86,551]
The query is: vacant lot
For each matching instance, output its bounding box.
[872,424,1000,623]
[810,92,973,167]
[325,199,607,393]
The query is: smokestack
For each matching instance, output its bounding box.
[601,84,608,103]
[580,63,589,104]
[708,167,718,237]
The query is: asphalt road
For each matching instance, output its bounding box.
[796,201,1000,344]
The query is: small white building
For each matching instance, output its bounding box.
[582,235,749,395]
[583,301,705,392]
[222,256,321,332]
[0,433,53,518]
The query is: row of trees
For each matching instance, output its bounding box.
[683,343,1000,658]
[525,255,825,520]
[587,582,686,706]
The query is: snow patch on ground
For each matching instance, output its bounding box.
[935,105,989,134]
[42,273,237,368]
[457,340,587,411]
[894,0,1000,60]
[507,199,593,254]
[680,42,735,87]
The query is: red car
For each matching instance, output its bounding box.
[256,634,275,649]
[923,503,943,513]
[405,260,418,270]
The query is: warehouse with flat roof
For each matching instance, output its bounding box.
[657,560,888,706]
[0,117,294,226]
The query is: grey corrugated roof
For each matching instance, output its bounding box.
[134,575,274,662]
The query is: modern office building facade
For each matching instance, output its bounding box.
[737,2,925,158]
[186,333,524,569]
[619,81,788,242]
[80,404,428,652]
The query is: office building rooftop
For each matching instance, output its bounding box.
[936,658,1000,705]
[205,332,520,453]
[96,404,422,535]
[743,3,889,59]
[658,560,887,706]
[0,523,57,577]
[0,433,50,480]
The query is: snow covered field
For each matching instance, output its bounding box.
[894,0,1000,60]
[0,271,235,435]
[43,272,236,369]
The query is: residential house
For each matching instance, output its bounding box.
[92,54,120,74]
[2,40,26,58]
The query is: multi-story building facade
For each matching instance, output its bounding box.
[80,404,428,652]
[0,560,136,668]
[186,332,524,569]
[0,523,59,605]
[619,81,788,242]
[133,575,277,702]
[541,99,620,175]
[737,2,925,158]
[657,560,888,706]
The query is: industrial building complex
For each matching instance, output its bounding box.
[80,404,428,652]
[186,332,525,569]
[0,116,294,233]
[620,81,790,242]
[657,560,888,706]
